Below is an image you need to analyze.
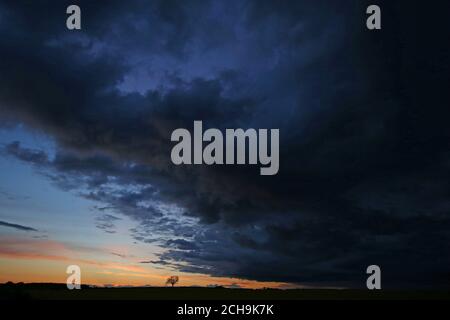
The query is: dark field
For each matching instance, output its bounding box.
[1,283,449,300]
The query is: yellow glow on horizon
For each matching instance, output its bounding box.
[0,236,299,289]
[0,256,295,289]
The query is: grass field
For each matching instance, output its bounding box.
[1,283,449,300]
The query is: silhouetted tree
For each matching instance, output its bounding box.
[166,276,179,287]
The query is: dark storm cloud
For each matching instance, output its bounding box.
[166,239,198,251]
[1,0,450,288]
[0,220,38,232]
[5,141,48,165]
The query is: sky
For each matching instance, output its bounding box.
[0,0,449,289]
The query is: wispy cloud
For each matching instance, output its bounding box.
[111,252,127,258]
[0,220,38,232]
[95,214,121,234]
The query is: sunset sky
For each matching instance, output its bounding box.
[0,126,293,288]
[0,0,449,289]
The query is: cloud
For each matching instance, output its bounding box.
[0,220,38,232]
[0,0,449,288]
[0,236,153,277]
[95,214,122,234]
[111,252,126,258]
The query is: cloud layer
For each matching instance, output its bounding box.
[1,0,450,288]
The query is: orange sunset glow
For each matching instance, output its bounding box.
[0,235,295,289]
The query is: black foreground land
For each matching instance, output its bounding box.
[1,283,449,300]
